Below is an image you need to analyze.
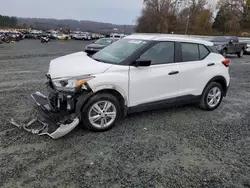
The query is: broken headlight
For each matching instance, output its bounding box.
[52,75,94,92]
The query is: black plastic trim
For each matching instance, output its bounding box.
[75,91,93,117]
[207,63,215,67]
[168,71,179,75]
[175,42,182,62]
[127,95,201,114]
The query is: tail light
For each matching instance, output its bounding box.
[222,59,230,67]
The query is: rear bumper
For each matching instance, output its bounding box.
[10,92,80,139]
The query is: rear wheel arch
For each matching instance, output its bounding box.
[202,76,227,96]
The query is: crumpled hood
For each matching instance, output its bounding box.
[48,52,112,79]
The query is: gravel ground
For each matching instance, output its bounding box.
[0,40,250,188]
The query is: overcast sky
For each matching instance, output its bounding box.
[0,0,144,25]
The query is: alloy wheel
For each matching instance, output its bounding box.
[88,101,117,128]
[207,87,222,108]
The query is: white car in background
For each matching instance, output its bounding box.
[13,34,230,139]
[241,40,250,54]
[110,33,125,39]
[73,34,87,40]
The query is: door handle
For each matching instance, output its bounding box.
[168,71,179,75]
[207,63,215,66]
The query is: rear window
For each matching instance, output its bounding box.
[181,43,200,62]
[199,45,210,59]
[208,46,219,53]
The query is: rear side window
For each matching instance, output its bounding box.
[199,45,210,59]
[181,43,199,62]
[208,46,219,53]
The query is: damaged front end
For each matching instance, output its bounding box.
[10,74,93,139]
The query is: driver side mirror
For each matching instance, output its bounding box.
[229,40,233,44]
[134,59,151,67]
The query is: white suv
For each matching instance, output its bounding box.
[29,34,230,138]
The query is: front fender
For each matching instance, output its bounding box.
[75,84,128,118]
[91,84,128,105]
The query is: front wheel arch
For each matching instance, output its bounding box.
[75,89,127,120]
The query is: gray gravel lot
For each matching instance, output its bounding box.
[0,40,250,188]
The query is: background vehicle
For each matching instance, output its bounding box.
[29,34,230,138]
[0,35,10,43]
[110,33,125,39]
[5,32,20,42]
[211,36,247,58]
[74,34,87,40]
[40,36,50,43]
[57,34,71,40]
[85,38,119,55]
[240,40,250,54]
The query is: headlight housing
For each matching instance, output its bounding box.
[52,75,94,92]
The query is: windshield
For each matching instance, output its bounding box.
[92,39,148,64]
[211,36,231,42]
[94,38,113,45]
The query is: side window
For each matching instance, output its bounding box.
[208,46,219,54]
[140,42,175,65]
[181,43,199,62]
[199,45,210,59]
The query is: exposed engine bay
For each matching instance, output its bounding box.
[10,74,93,139]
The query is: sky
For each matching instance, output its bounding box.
[0,0,144,25]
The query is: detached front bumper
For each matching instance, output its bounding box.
[10,92,80,139]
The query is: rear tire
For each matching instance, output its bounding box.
[81,93,121,132]
[199,82,223,111]
[237,49,244,58]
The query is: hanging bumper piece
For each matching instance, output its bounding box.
[10,92,80,139]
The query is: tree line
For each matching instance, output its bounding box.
[0,15,18,28]
[136,0,250,36]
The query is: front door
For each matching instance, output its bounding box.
[129,42,180,107]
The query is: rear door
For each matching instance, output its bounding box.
[129,41,180,107]
[178,43,216,97]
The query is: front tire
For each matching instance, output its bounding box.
[81,93,121,132]
[200,82,223,111]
